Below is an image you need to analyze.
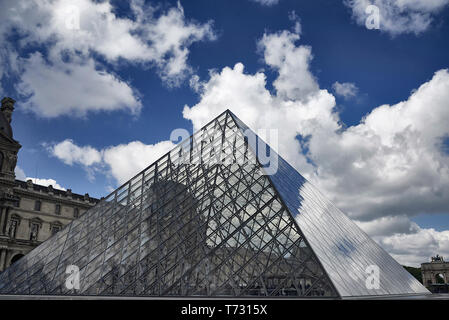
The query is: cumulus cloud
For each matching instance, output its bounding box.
[344,0,449,36]
[135,1,216,86]
[17,54,141,118]
[355,214,449,266]
[332,81,359,99]
[354,215,449,266]
[325,69,449,221]
[14,166,66,190]
[378,227,449,266]
[258,30,318,101]
[355,215,420,237]
[102,140,175,184]
[27,177,66,190]
[0,0,215,117]
[49,139,102,167]
[48,139,175,185]
[14,166,26,180]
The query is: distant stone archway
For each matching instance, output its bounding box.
[421,255,449,293]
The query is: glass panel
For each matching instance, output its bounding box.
[0,110,424,298]
[231,111,429,297]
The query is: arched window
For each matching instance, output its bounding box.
[51,222,62,236]
[10,254,24,266]
[74,207,79,218]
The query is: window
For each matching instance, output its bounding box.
[50,221,62,237]
[13,198,20,208]
[51,225,61,236]
[55,204,61,215]
[74,208,79,218]
[34,200,41,211]
[30,223,39,241]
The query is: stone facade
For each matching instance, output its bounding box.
[0,97,99,272]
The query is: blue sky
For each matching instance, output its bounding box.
[1,0,449,266]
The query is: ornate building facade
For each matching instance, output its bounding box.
[0,97,99,272]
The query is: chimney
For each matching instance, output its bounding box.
[1,97,15,123]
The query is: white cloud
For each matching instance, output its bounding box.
[48,139,175,185]
[102,140,175,184]
[355,215,420,237]
[136,0,216,86]
[189,74,204,93]
[2,0,215,75]
[332,81,359,99]
[14,166,66,190]
[356,215,449,266]
[0,0,215,117]
[49,139,102,167]
[14,166,26,180]
[288,10,302,35]
[250,0,280,6]
[17,54,141,118]
[344,0,449,36]
[321,69,449,221]
[378,227,449,266]
[27,177,66,191]
[258,30,319,101]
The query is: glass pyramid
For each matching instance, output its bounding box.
[0,110,429,298]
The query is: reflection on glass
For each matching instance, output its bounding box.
[0,110,427,298]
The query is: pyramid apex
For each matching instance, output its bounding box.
[224,108,240,121]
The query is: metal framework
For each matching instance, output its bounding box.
[0,110,429,298]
